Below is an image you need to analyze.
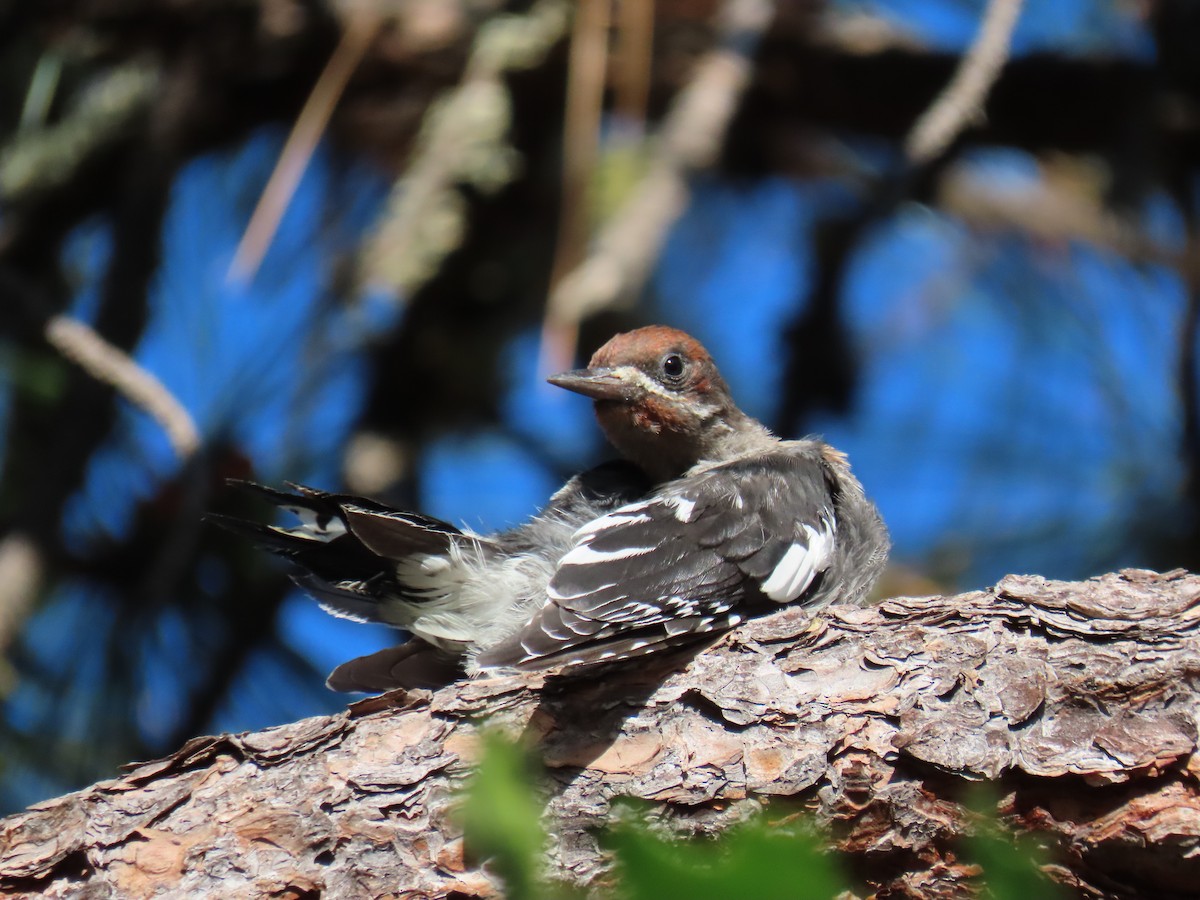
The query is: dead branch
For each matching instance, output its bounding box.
[2,569,1198,898]
[227,11,382,285]
[905,0,1025,164]
[541,0,773,361]
[358,0,570,299]
[44,315,199,460]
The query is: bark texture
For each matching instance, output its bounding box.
[2,569,1199,898]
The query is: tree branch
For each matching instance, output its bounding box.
[905,0,1025,164]
[1,569,1198,897]
[540,0,774,365]
[44,315,199,460]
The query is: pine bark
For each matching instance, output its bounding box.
[2,569,1199,898]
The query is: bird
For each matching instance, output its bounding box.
[212,325,889,691]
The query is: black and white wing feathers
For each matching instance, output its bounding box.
[476,451,839,670]
[208,480,496,624]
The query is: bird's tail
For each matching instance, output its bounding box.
[207,480,479,624]
[325,638,465,692]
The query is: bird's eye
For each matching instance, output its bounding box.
[661,353,685,381]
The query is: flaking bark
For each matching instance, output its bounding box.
[2,569,1199,898]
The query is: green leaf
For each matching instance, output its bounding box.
[963,788,1065,900]
[460,731,549,900]
[608,816,844,900]
[2,344,68,404]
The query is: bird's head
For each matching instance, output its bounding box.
[549,326,757,481]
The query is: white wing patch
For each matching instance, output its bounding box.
[759,522,834,602]
[573,502,653,539]
[548,581,619,602]
[561,498,661,568]
[668,495,697,523]
[559,542,657,566]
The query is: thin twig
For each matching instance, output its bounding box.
[542,0,612,372]
[45,315,200,459]
[227,12,380,285]
[613,0,655,125]
[905,0,1024,164]
[0,535,41,656]
[0,64,156,205]
[0,533,41,696]
[540,0,773,367]
[18,52,63,134]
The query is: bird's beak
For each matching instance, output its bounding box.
[547,367,638,402]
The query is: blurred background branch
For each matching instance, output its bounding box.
[358,0,570,298]
[0,63,156,207]
[44,315,199,459]
[905,0,1024,164]
[541,0,610,372]
[228,9,382,285]
[541,0,774,369]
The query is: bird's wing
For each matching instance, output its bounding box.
[476,451,838,670]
